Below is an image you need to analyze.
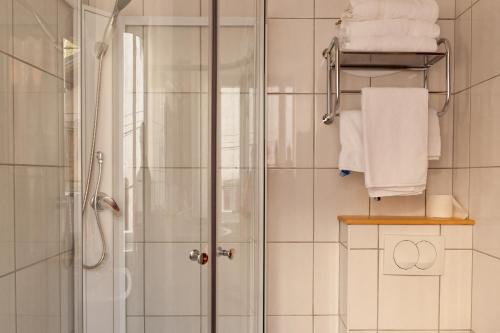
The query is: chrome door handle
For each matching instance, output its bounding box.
[217,247,235,260]
[189,249,208,265]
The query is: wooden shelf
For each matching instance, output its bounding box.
[338,215,475,226]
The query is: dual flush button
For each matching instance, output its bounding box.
[384,235,444,276]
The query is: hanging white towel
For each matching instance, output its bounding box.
[341,19,440,39]
[362,87,429,197]
[344,0,439,23]
[339,110,365,172]
[342,36,438,52]
[428,108,441,160]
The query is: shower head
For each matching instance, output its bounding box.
[95,0,132,59]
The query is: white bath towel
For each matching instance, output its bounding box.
[362,87,429,197]
[428,108,441,160]
[344,0,439,23]
[341,19,440,38]
[339,110,365,172]
[342,36,438,52]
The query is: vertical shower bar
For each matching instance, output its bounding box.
[210,0,218,332]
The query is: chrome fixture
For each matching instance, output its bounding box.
[217,247,235,260]
[322,37,451,124]
[82,0,131,270]
[189,249,209,265]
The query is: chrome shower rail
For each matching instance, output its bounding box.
[322,37,452,124]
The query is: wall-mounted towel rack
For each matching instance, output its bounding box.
[322,38,451,124]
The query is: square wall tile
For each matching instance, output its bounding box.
[0,274,15,333]
[267,19,313,93]
[370,195,425,217]
[145,168,201,242]
[144,0,201,16]
[127,317,144,333]
[471,0,500,84]
[0,166,14,276]
[437,0,456,18]
[453,90,470,168]
[470,76,500,167]
[14,60,59,166]
[0,0,12,54]
[378,252,439,330]
[267,316,312,333]
[472,251,500,333]
[315,0,348,18]
[442,225,472,249]
[314,170,368,242]
[16,256,60,333]
[440,250,472,329]
[267,243,313,315]
[470,167,500,258]
[14,0,58,74]
[267,0,313,18]
[314,243,339,315]
[427,168,452,195]
[15,166,60,268]
[267,169,313,242]
[0,46,13,164]
[454,9,471,92]
[219,0,257,17]
[267,94,314,168]
[313,316,339,333]
[348,225,378,249]
[145,243,201,316]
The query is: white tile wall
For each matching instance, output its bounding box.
[472,251,500,333]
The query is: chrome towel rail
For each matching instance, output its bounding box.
[322,37,452,124]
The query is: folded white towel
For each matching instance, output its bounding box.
[339,110,365,172]
[344,0,439,23]
[428,108,441,160]
[361,87,429,198]
[342,36,438,52]
[341,19,440,38]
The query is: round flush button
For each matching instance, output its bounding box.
[415,240,437,270]
[393,240,419,270]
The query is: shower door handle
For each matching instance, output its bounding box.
[189,249,208,265]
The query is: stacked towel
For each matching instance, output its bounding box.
[339,0,440,52]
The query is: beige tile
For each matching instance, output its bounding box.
[0,274,15,333]
[338,244,347,325]
[145,93,201,167]
[145,168,201,242]
[266,316,313,333]
[440,250,472,329]
[59,252,73,333]
[145,316,201,333]
[0,0,12,54]
[315,0,348,18]
[315,19,369,94]
[217,243,250,316]
[0,53,12,164]
[378,251,439,330]
[267,19,313,93]
[452,168,470,216]
[16,256,60,333]
[429,94,454,169]
[314,169,369,242]
[470,76,500,167]
[145,243,201,316]
[267,0,313,18]
[217,316,251,333]
[145,26,201,93]
[456,0,472,17]
[120,0,144,16]
[126,243,144,316]
[470,167,500,258]
[267,94,314,168]
[371,71,423,88]
[15,166,60,268]
[57,0,74,80]
[313,316,338,333]
[471,0,500,84]
[348,250,378,330]
[437,0,456,18]
[0,166,14,276]
[428,20,454,92]
[454,9,472,92]
[88,0,114,12]
[442,225,472,249]
[472,251,500,333]
[427,168,452,195]
[127,317,144,333]
[453,90,470,168]
[13,0,58,75]
[14,61,60,166]
[144,0,200,16]
[348,225,378,249]
[267,243,313,315]
[267,169,313,242]
[370,195,425,217]
[219,0,257,17]
[314,243,339,315]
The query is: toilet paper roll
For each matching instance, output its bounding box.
[426,195,468,219]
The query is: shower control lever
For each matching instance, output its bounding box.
[189,249,208,265]
[217,247,235,260]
